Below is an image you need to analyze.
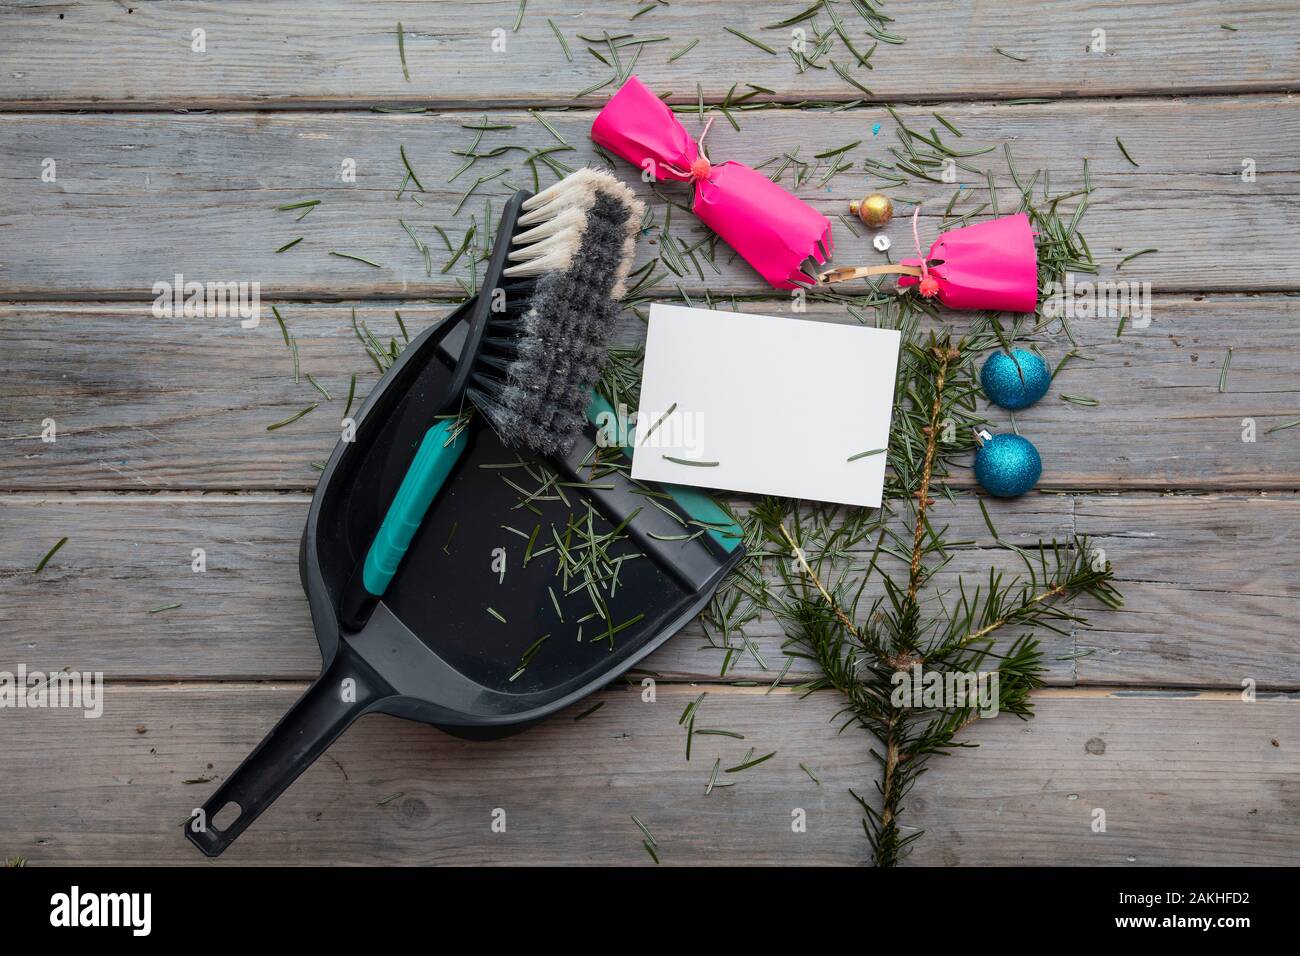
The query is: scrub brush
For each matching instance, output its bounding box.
[340,169,644,628]
[467,168,643,456]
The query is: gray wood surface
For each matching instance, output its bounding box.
[2,1,1298,868]
[1,1,1295,109]
[5,492,1298,689]
[1,683,1293,865]
[1,97,1296,299]
[4,296,1298,491]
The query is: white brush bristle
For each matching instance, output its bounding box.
[504,168,644,298]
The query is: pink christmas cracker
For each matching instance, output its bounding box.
[897,212,1039,313]
[591,76,833,290]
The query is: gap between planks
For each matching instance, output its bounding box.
[41,681,1300,702]
[5,86,1300,115]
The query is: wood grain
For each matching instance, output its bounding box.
[4,295,1298,492]
[0,683,1292,865]
[1,1,1295,110]
[2,0,1296,870]
[5,492,1298,689]
[1,98,1296,298]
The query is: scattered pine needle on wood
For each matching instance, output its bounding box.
[573,701,604,721]
[548,19,573,60]
[725,26,777,55]
[725,750,776,773]
[267,403,319,431]
[343,373,357,418]
[1116,136,1140,167]
[33,537,68,574]
[396,22,410,82]
[330,251,384,268]
[399,145,426,191]
[1117,247,1157,269]
[631,814,657,847]
[306,373,332,401]
[668,38,698,62]
[1219,347,1233,393]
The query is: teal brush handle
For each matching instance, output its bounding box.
[362,419,468,596]
[585,394,742,553]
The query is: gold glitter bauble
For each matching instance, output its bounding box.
[850,193,893,228]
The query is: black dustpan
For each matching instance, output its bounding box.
[185,299,745,857]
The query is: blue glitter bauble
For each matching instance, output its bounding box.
[974,434,1042,497]
[980,349,1051,410]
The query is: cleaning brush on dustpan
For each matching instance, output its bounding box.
[467,169,643,453]
[338,168,645,628]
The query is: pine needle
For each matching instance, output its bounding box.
[548,19,573,60]
[266,404,319,430]
[662,455,719,467]
[396,22,410,82]
[1115,136,1140,167]
[330,251,383,268]
[399,145,426,191]
[639,402,676,442]
[33,537,68,574]
[668,38,699,62]
[631,814,658,847]
[574,701,604,721]
[1117,247,1157,269]
[343,374,357,418]
[725,26,777,54]
[725,750,776,773]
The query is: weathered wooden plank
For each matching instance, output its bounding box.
[1,98,1296,298]
[1073,494,1300,689]
[0,491,1074,684]
[0,683,1293,865]
[1,1,1295,110]
[4,295,1299,492]
[6,492,1299,689]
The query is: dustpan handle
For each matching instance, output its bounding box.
[184,641,390,857]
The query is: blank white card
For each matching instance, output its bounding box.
[631,304,901,509]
